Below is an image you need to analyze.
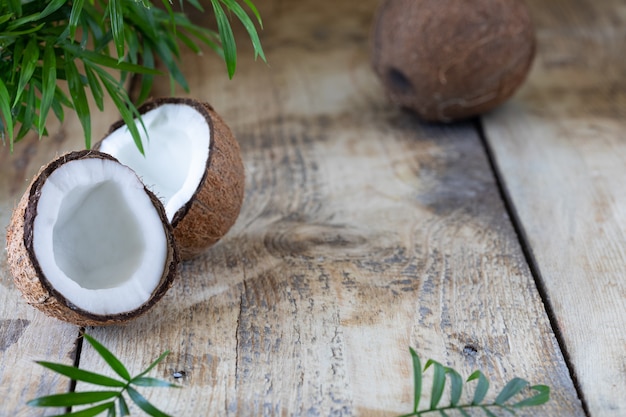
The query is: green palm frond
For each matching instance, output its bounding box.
[0,0,265,151]
[29,334,179,417]
[399,347,551,416]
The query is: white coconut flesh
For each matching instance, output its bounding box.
[99,103,211,221]
[32,158,168,316]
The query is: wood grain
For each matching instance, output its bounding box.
[482,0,626,415]
[75,0,583,415]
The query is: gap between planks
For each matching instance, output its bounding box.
[475,118,591,417]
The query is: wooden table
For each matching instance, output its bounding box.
[1,0,624,415]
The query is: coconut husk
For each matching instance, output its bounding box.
[371,0,536,121]
[6,150,179,326]
[98,98,245,261]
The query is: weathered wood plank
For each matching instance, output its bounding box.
[482,0,626,415]
[73,0,580,416]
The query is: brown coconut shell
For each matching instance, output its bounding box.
[97,98,245,261]
[6,150,179,326]
[371,0,535,121]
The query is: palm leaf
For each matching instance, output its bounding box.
[108,0,125,60]
[219,0,265,61]
[409,347,422,413]
[36,361,126,388]
[514,385,550,408]
[127,386,172,417]
[400,350,551,416]
[64,57,91,148]
[13,37,39,107]
[38,40,57,137]
[56,402,116,417]
[27,391,118,407]
[69,0,85,38]
[83,334,131,382]
[210,0,237,78]
[0,78,15,150]
[135,350,171,379]
[495,378,529,405]
[468,370,490,405]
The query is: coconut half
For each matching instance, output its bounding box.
[97,98,245,260]
[6,150,179,326]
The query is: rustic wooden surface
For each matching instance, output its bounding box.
[483,0,626,415]
[0,0,620,415]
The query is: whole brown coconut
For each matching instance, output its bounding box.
[6,150,179,326]
[96,98,245,260]
[371,0,535,121]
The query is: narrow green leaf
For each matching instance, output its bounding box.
[210,0,237,78]
[118,395,130,416]
[128,2,158,40]
[178,24,222,56]
[176,30,202,54]
[98,72,145,154]
[152,39,188,91]
[159,0,176,30]
[107,403,116,417]
[220,0,265,62]
[2,22,46,36]
[409,348,421,413]
[124,25,140,66]
[54,84,73,106]
[6,0,21,16]
[127,386,172,417]
[35,0,67,20]
[81,5,106,45]
[444,367,463,407]
[185,0,205,11]
[36,361,126,388]
[0,78,14,151]
[513,384,550,408]
[8,0,65,26]
[38,41,57,137]
[136,351,171,379]
[54,402,116,417]
[135,45,154,105]
[62,43,161,74]
[108,0,125,60]
[69,0,85,38]
[467,370,489,405]
[15,84,36,141]
[10,38,25,86]
[0,14,13,25]
[79,15,90,48]
[132,377,180,388]
[27,391,119,407]
[495,378,529,405]
[242,0,263,27]
[84,65,104,111]
[83,334,131,382]
[425,360,446,410]
[14,37,39,107]
[64,58,91,148]
[51,91,65,122]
